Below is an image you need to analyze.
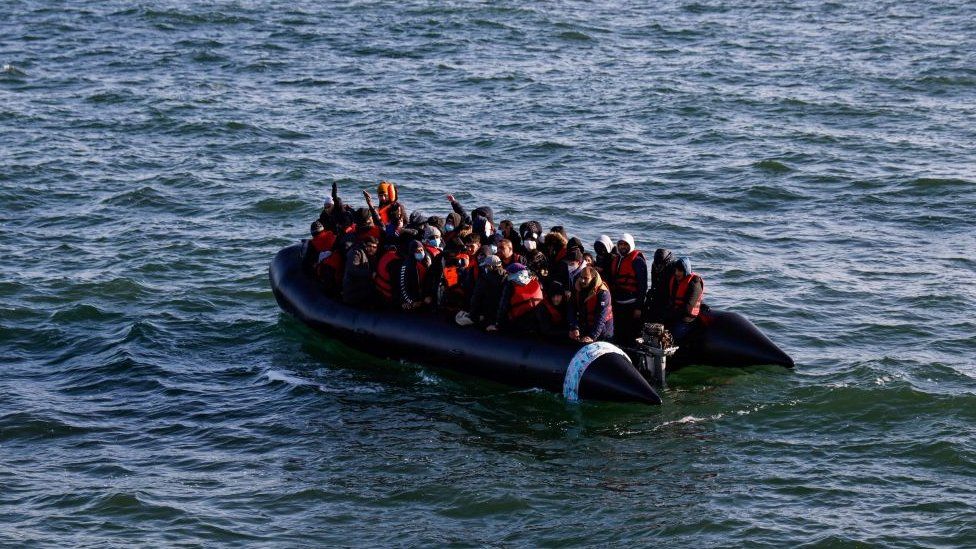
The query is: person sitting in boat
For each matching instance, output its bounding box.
[406,210,427,232]
[464,254,506,327]
[519,221,549,281]
[539,280,568,339]
[666,257,704,341]
[609,233,648,346]
[497,238,525,268]
[487,263,545,334]
[498,219,522,252]
[551,248,585,302]
[303,220,334,274]
[644,248,676,323]
[543,228,569,267]
[342,236,379,308]
[400,240,436,311]
[374,234,412,308]
[304,221,344,296]
[363,190,402,243]
[435,240,471,313]
[318,182,354,233]
[443,212,466,242]
[462,233,482,258]
[592,235,615,276]
[447,194,494,244]
[375,181,407,227]
[568,266,614,343]
[422,226,443,257]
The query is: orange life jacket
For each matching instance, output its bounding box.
[375,249,400,302]
[310,230,336,255]
[508,278,543,320]
[670,273,704,317]
[377,203,396,225]
[611,249,644,295]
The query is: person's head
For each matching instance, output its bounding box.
[497,239,513,259]
[323,196,334,214]
[653,248,674,273]
[594,235,613,257]
[408,210,426,228]
[565,248,583,268]
[617,233,635,256]
[583,252,595,266]
[377,181,396,205]
[575,266,600,293]
[310,221,325,237]
[424,226,442,249]
[363,236,379,256]
[548,281,565,305]
[410,240,426,261]
[674,257,692,278]
[464,233,482,256]
[479,254,501,271]
[499,219,514,236]
[355,207,373,229]
[445,212,461,234]
[506,263,530,285]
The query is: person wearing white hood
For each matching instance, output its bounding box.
[593,234,616,276]
[609,232,648,346]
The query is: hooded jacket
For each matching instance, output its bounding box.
[645,248,676,320]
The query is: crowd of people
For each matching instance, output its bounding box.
[301,181,705,347]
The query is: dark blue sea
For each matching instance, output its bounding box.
[2,1,975,546]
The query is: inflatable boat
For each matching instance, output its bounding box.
[270,244,793,405]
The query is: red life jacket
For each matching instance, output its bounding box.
[310,231,336,255]
[611,249,644,295]
[670,273,704,317]
[579,283,613,330]
[375,249,400,302]
[543,299,564,326]
[316,250,344,284]
[423,244,441,258]
[356,225,382,242]
[508,278,543,320]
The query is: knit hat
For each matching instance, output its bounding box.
[310,221,325,235]
[355,207,371,225]
[424,225,441,240]
[480,255,501,268]
[323,196,334,207]
[505,262,527,274]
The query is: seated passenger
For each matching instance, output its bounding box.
[423,226,443,257]
[488,263,544,334]
[543,230,568,265]
[551,248,584,301]
[400,240,436,310]
[466,254,506,327]
[342,236,379,307]
[519,221,549,281]
[374,238,407,308]
[443,212,466,242]
[666,257,704,341]
[592,235,615,276]
[375,181,407,226]
[644,248,676,322]
[497,238,526,268]
[568,266,614,343]
[435,242,470,312]
[609,233,648,346]
[462,233,482,258]
[303,221,335,274]
[539,280,568,338]
[498,220,522,252]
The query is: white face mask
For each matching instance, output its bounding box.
[414,251,425,262]
[524,240,537,251]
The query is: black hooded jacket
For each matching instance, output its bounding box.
[645,248,676,321]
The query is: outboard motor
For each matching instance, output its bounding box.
[632,323,678,390]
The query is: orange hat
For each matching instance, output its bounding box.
[377,181,397,202]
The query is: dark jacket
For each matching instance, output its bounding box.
[569,287,614,341]
[469,266,506,325]
[341,243,375,306]
[645,248,676,321]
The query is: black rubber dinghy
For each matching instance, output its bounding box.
[270,245,793,405]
